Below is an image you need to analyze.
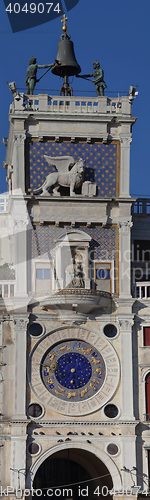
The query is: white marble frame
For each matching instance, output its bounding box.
[26,442,122,490]
[28,326,120,416]
[93,259,114,293]
[31,257,54,293]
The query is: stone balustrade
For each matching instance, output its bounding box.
[134,281,150,299]
[0,280,15,298]
[13,93,132,115]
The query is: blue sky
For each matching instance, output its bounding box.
[0,0,149,196]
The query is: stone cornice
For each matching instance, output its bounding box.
[26,196,135,204]
[3,419,139,426]
[11,112,137,125]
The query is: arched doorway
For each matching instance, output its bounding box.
[33,448,113,500]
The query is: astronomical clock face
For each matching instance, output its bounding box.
[28,327,120,416]
[41,340,106,401]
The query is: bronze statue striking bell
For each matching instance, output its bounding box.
[52,37,81,78]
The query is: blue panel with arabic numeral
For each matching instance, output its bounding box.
[96,269,110,280]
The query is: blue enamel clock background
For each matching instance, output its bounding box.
[55,352,92,389]
[41,340,106,401]
[28,140,119,198]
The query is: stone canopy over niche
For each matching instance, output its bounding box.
[27,139,120,197]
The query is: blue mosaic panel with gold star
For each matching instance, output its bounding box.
[28,140,119,197]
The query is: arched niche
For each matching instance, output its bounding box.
[55,230,91,289]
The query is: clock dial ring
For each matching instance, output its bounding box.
[28,326,120,416]
[41,340,106,401]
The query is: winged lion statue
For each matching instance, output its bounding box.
[33,155,86,196]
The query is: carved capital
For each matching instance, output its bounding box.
[14,219,29,231]
[118,221,133,232]
[14,134,26,145]
[119,319,133,331]
[14,317,28,331]
[120,136,132,147]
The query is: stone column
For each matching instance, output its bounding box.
[13,316,28,419]
[0,321,3,415]
[12,195,31,301]
[120,436,137,489]
[11,432,27,489]
[118,221,133,297]
[13,133,26,193]
[119,318,135,420]
[55,243,64,289]
[120,136,132,197]
[14,218,29,299]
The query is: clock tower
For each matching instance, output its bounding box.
[0,20,141,500]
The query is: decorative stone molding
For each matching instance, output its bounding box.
[119,319,134,331]
[14,219,29,230]
[14,134,26,144]
[10,419,138,426]
[141,367,150,381]
[118,221,133,232]
[136,316,150,323]
[14,317,28,331]
[120,136,132,147]
[3,314,12,321]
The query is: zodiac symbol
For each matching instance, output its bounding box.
[94,368,102,374]
[90,383,96,390]
[80,388,88,397]
[92,357,100,365]
[67,391,77,399]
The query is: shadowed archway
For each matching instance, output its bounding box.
[33,448,113,500]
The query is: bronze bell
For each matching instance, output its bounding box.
[52,13,81,95]
[52,35,81,78]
